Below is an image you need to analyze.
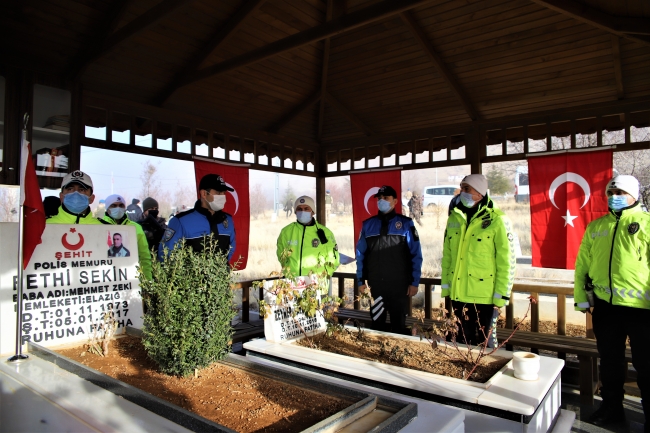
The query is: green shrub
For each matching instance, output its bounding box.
[140,236,235,376]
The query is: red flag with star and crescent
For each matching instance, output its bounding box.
[350,170,402,247]
[193,158,249,270]
[20,129,46,269]
[529,149,612,269]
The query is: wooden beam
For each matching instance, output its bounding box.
[400,11,479,121]
[182,0,434,86]
[268,90,321,134]
[71,0,194,80]
[66,0,130,80]
[611,35,624,100]
[154,0,266,106]
[317,0,334,142]
[326,92,374,136]
[530,0,650,45]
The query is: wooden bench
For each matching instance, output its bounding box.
[335,307,632,405]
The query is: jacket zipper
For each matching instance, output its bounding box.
[608,215,620,304]
[299,224,306,275]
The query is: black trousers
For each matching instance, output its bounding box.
[369,291,409,336]
[451,301,499,348]
[593,297,649,419]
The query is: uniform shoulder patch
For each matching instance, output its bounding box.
[507,232,514,242]
[410,225,420,241]
[163,227,176,242]
[395,221,403,230]
[628,222,639,235]
[482,219,491,229]
[222,219,228,228]
[312,238,320,248]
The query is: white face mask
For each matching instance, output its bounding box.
[209,194,226,212]
[108,207,126,220]
[296,211,312,224]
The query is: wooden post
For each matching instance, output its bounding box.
[531,292,539,354]
[586,312,595,339]
[424,283,432,320]
[241,282,249,323]
[557,293,567,360]
[2,68,34,186]
[316,176,326,224]
[338,276,345,299]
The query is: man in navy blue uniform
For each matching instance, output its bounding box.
[356,185,423,335]
[159,174,236,262]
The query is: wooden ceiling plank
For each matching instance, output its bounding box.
[326,92,374,136]
[318,0,334,142]
[71,0,194,80]
[611,35,625,99]
[65,0,130,80]
[400,10,478,121]
[154,0,267,105]
[530,0,650,43]
[181,0,435,86]
[268,90,322,133]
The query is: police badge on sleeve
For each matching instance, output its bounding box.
[163,228,176,242]
[628,222,640,235]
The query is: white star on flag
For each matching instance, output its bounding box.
[562,210,578,227]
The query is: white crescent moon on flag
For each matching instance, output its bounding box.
[549,172,590,209]
[226,182,239,214]
[364,187,380,214]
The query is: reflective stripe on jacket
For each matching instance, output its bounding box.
[102,215,152,280]
[441,197,515,307]
[276,220,340,277]
[574,203,650,311]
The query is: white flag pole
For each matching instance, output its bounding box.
[9,113,30,363]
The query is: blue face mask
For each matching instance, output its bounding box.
[108,207,126,220]
[377,199,392,213]
[459,192,477,208]
[608,195,628,211]
[63,192,89,214]
[296,211,312,224]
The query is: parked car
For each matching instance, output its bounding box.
[422,185,458,207]
[514,166,529,203]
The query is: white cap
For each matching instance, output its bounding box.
[607,175,639,201]
[461,174,488,196]
[295,196,316,212]
[105,194,127,208]
[61,170,93,191]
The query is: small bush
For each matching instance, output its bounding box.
[140,236,235,376]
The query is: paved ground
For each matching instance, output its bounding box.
[562,386,646,432]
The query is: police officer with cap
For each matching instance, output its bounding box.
[575,175,650,429]
[48,170,102,225]
[159,174,236,261]
[276,195,340,279]
[441,174,515,348]
[356,185,422,335]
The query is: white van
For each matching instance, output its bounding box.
[422,185,459,207]
[514,166,529,203]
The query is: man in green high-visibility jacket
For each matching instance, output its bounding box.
[276,196,340,279]
[441,174,515,348]
[575,175,649,430]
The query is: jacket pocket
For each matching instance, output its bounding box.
[466,273,494,298]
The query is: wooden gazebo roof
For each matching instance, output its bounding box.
[2,0,650,184]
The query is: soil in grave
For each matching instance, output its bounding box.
[57,336,349,433]
[296,329,509,383]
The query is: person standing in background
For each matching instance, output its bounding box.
[126,198,143,221]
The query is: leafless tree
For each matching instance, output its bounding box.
[0,187,19,222]
[250,183,270,219]
[139,161,163,199]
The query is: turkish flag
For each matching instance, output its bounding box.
[20,130,46,269]
[350,170,402,246]
[529,149,612,269]
[193,159,249,270]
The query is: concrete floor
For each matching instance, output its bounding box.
[562,386,646,433]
